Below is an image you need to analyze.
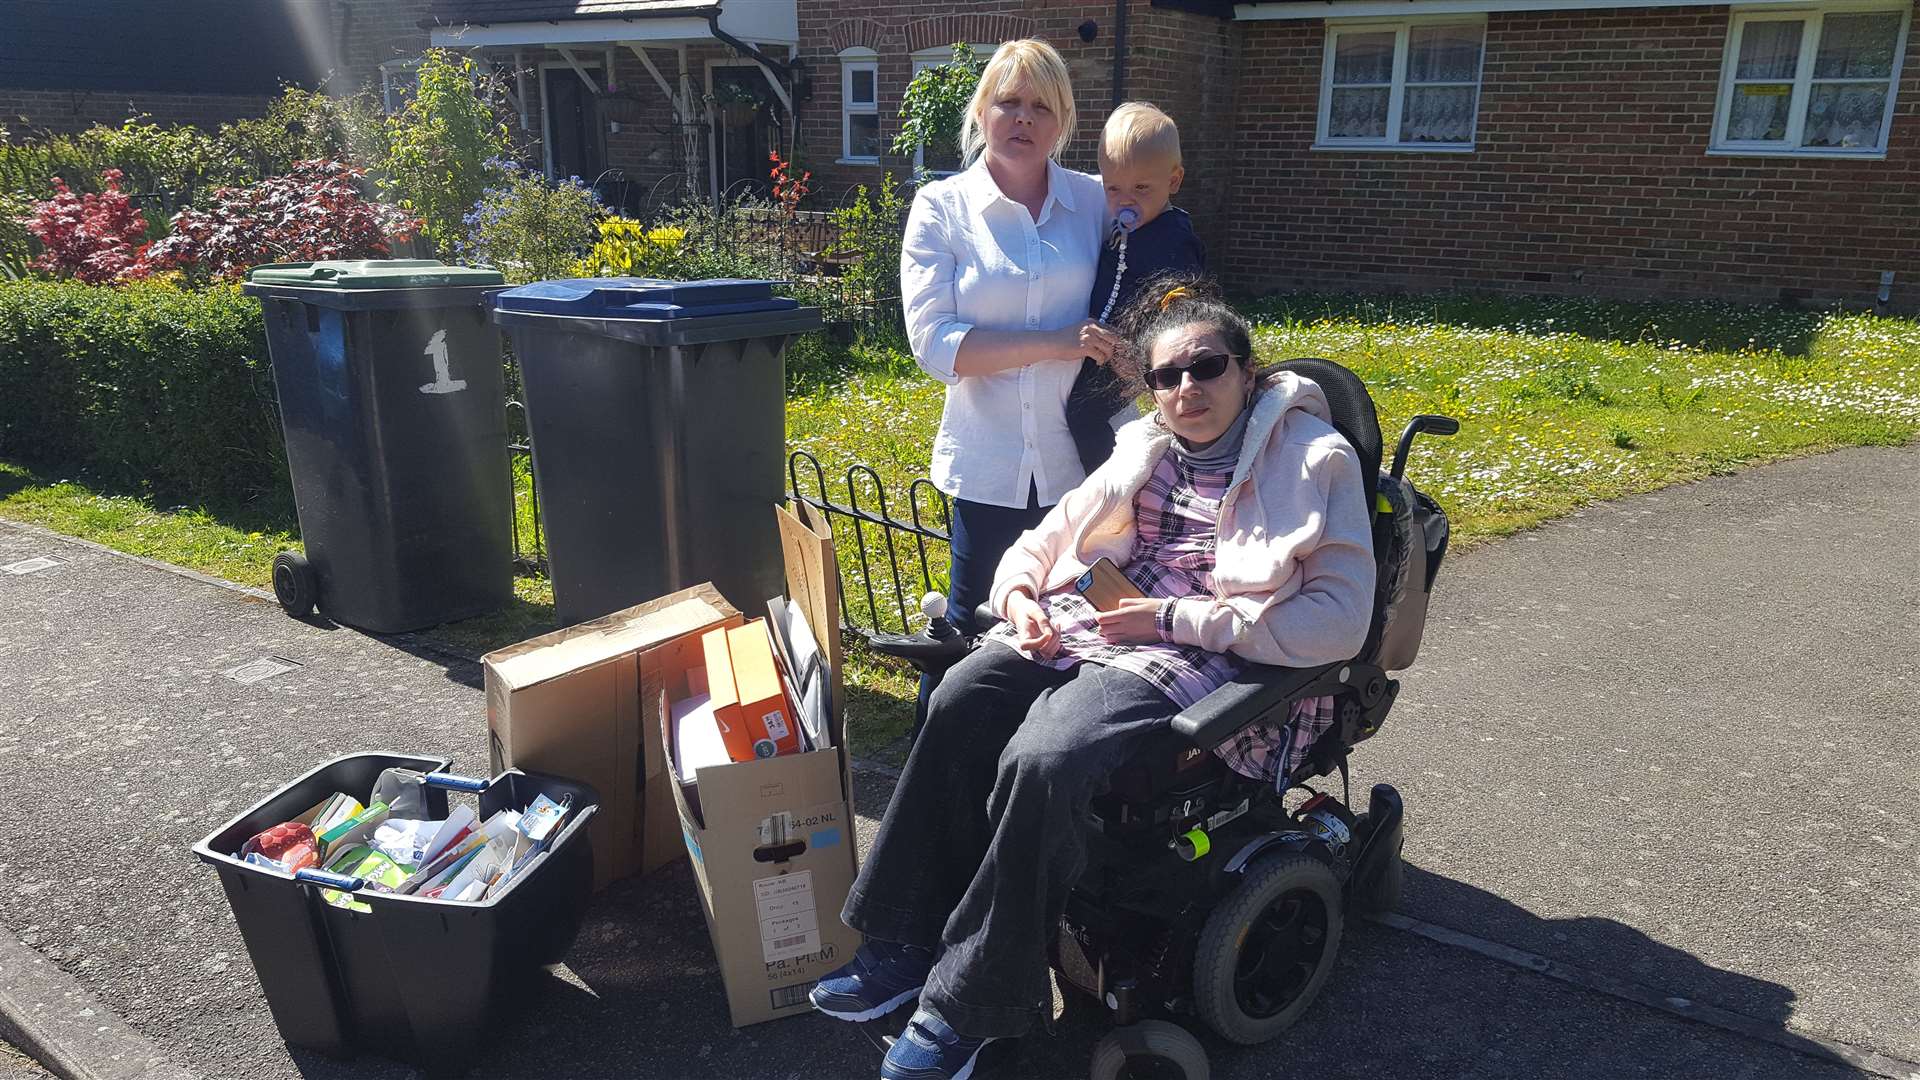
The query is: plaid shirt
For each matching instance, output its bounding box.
[991,451,1336,783]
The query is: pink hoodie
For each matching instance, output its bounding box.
[989,372,1377,668]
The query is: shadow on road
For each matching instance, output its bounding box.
[275,859,1864,1080]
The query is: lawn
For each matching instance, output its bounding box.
[6,292,1917,763]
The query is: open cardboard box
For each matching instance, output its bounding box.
[661,500,862,1027]
[484,584,743,890]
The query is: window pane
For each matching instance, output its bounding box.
[1727,83,1793,140]
[1401,85,1477,142]
[1803,82,1889,148]
[1407,25,1482,83]
[1328,87,1389,137]
[1332,32,1396,84]
[1814,12,1902,79]
[1736,20,1804,80]
[849,113,882,158]
[851,68,876,105]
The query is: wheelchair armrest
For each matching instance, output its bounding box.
[974,602,1002,630]
[1170,663,1343,751]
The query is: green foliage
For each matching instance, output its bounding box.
[0,119,228,224]
[217,87,387,179]
[458,164,603,284]
[828,174,907,309]
[892,44,981,175]
[0,279,284,504]
[380,50,513,258]
[0,191,32,279]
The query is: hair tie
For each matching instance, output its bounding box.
[1158,286,1191,311]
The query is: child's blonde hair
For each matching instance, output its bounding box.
[1100,102,1182,169]
[960,39,1078,164]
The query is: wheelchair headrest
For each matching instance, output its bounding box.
[1272,358,1383,522]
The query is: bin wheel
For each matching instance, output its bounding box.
[1193,853,1343,1045]
[272,552,318,618]
[1089,1020,1210,1080]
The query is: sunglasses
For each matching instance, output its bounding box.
[1144,352,1239,391]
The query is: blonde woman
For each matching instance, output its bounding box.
[895,39,1126,730]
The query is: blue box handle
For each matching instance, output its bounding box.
[423,773,491,793]
[294,868,365,892]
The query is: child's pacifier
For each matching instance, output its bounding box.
[1115,207,1140,232]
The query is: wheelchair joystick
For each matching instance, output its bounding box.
[921,591,961,642]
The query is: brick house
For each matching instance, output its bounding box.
[11,0,1909,308]
[335,0,1915,310]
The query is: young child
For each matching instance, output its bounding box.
[1066,102,1207,473]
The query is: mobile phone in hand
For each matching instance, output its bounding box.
[1074,557,1144,612]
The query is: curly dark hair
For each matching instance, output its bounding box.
[1108,271,1260,397]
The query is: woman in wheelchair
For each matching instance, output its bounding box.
[811,274,1377,1080]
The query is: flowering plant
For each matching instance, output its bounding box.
[457,159,602,284]
[769,151,810,220]
[22,169,154,283]
[148,161,416,281]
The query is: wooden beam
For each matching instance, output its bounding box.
[626,42,681,120]
[555,46,604,94]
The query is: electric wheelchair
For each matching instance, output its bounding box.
[867,358,1458,1079]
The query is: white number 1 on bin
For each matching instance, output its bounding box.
[419,330,467,395]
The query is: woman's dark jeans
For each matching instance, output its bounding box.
[846,642,1173,1039]
[914,488,1050,735]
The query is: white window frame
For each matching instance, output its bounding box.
[1313,16,1487,152]
[1709,2,1911,158]
[380,57,423,115]
[839,48,882,165]
[911,44,997,177]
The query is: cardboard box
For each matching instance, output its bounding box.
[726,620,802,758]
[484,584,741,890]
[663,501,861,1027]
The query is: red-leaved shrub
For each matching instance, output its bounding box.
[149,161,418,280]
[23,169,154,283]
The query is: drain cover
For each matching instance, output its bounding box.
[2,556,62,575]
[224,656,304,684]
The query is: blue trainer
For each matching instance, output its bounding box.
[880,1009,998,1080]
[809,940,934,1022]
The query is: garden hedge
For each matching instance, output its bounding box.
[0,279,287,505]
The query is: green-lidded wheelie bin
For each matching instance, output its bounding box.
[491,278,822,627]
[244,260,512,634]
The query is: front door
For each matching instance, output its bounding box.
[711,66,778,200]
[544,66,604,183]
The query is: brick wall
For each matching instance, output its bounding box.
[1226,6,1920,310]
[0,88,276,135]
[337,0,434,92]
[792,1,1116,203]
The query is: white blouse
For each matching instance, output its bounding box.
[899,158,1106,509]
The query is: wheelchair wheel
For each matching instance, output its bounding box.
[1192,853,1343,1045]
[1089,1020,1210,1080]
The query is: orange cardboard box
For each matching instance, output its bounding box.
[726,620,801,758]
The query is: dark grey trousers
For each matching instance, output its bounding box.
[842,641,1174,1038]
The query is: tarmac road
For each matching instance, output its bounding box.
[0,443,1913,1079]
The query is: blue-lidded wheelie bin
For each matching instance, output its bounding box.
[244,260,512,633]
[193,753,599,1073]
[491,278,821,627]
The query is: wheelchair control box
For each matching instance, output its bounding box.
[659,501,862,1028]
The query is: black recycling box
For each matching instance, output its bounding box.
[193,753,598,1072]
